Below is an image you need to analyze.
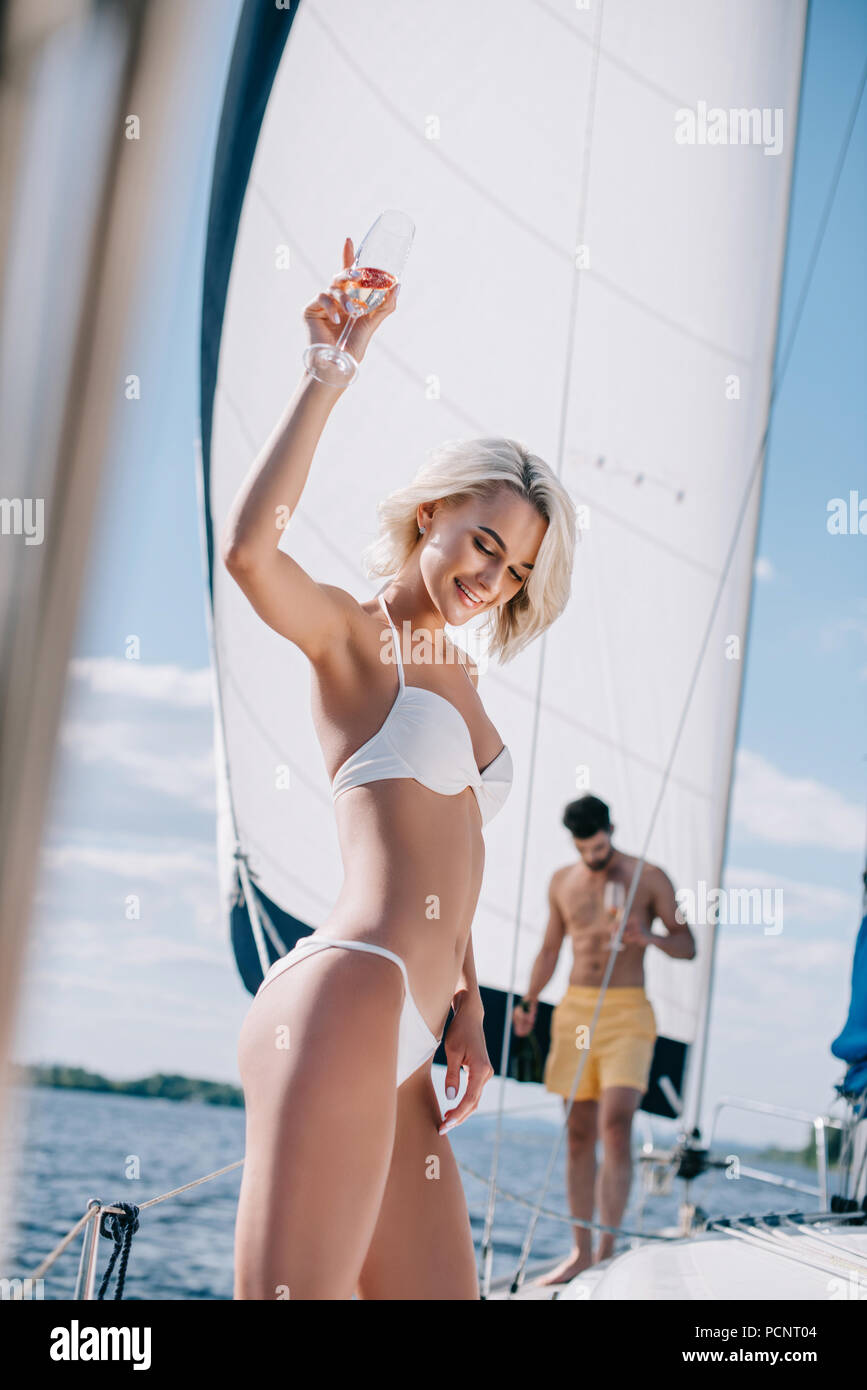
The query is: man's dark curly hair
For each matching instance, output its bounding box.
[562,795,611,840]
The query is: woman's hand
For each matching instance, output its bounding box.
[302,235,400,365]
[438,990,494,1136]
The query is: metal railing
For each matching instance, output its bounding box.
[707,1096,846,1209]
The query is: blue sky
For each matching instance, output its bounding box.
[13,0,866,1150]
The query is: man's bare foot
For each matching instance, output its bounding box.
[532,1248,593,1286]
[593,1241,616,1265]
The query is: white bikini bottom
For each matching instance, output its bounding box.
[255,937,442,1087]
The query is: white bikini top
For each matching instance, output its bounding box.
[331,594,513,826]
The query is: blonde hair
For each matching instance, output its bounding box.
[361,437,577,664]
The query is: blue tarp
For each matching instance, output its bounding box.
[831,910,867,1098]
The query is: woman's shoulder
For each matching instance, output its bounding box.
[316,585,389,656]
[317,585,380,626]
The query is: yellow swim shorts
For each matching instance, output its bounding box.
[543,986,657,1101]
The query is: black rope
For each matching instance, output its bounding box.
[96,1202,140,1300]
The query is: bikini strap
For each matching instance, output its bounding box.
[377,593,405,688]
[292,936,410,997]
[350,940,410,994]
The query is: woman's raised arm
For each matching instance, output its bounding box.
[220,237,398,662]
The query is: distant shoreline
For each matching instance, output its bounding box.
[10,1065,831,1167]
[10,1063,243,1107]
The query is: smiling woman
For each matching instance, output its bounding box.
[361,437,576,663]
[221,223,579,1296]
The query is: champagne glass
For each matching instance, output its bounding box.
[303,209,414,386]
[604,881,626,951]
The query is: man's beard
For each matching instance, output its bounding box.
[584,847,614,872]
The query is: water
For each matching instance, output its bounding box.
[3,1086,825,1299]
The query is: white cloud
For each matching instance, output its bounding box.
[719,933,851,975]
[26,915,225,970]
[730,749,864,851]
[754,556,774,581]
[67,657,214,707]
[722,864,859,928]
[661,927,853,1142]
[819,602,867,652]
[711,934,854,1073]
[20,970,226,1029]
[59,719,215,810]
[35,842,221,939]
[56,658,218,811]
[39,841,216,883]
[33,928,227,971]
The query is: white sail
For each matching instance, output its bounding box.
[202,0,807,1122]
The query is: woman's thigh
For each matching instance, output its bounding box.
[356,1065,479,1300]
[234,947,404,1300]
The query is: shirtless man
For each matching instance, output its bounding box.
[513,794,695,1285]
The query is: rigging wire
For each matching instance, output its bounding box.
[776,1215,867,1266]
[713,1219,867,1282]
